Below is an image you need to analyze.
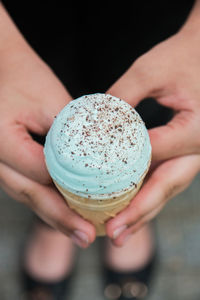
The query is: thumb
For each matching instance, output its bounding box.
[149,110,198,161]
[107,58,198,161]
[0,122,50,184]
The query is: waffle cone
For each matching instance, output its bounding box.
[53,166,149,236]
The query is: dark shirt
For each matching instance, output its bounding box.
[1,1,194,127]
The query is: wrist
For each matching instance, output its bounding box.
[179,0,200,35]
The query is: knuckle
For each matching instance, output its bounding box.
[18,187,33,199]
[162,181,184,202]
[132,57,147,79]
[53,216,72,236]
[15,182,40,207]
[130,220,145,235]
[151,171,178,203]
[18,186,36,204]
[52,209,76,234]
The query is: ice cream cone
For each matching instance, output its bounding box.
[44,93,152,237]
[53,162,150,236]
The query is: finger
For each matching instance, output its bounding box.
[107,61,199,161]
[0,83,72,184]
[38,93,73,131]
[112,203,164,247]
[106,154,200,240]
[149,109,199,161]
[0,162,96,247]
[107,58,159,107]
[0,122,50,184]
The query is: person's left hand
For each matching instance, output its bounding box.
[105,26,200,246]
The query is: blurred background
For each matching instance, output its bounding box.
[0,174,200,300]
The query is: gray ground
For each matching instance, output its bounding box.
[0,174,200,300]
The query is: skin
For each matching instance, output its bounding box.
[106,0,200,246]
[0,1,200,250]
[0,3,96,247]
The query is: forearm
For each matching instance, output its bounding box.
[0,3,29,55]
[0,2,72,103]
[181,0,200,34]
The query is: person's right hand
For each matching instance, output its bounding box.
[0,4,96,248]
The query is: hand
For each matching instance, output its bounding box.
[105,5,200,246]
[0,4,96,247]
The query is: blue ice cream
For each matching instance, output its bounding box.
[44,93,151,199]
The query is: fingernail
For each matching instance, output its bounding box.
[113,225,127,239]
[71,230,89,248]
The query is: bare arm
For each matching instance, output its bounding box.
[106,0,200,245]
[0,3,96,247]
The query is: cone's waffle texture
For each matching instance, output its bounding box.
[53,165,149,236]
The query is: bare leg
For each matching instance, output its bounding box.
[104,224,155,272]
[24,222,75,281]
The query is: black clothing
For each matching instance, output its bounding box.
[2,1,194,128]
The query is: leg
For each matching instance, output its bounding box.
[103,223,156,300]
[104,224,155,272]
[23,219,75,282]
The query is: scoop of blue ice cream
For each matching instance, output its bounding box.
[44,93,151,199]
